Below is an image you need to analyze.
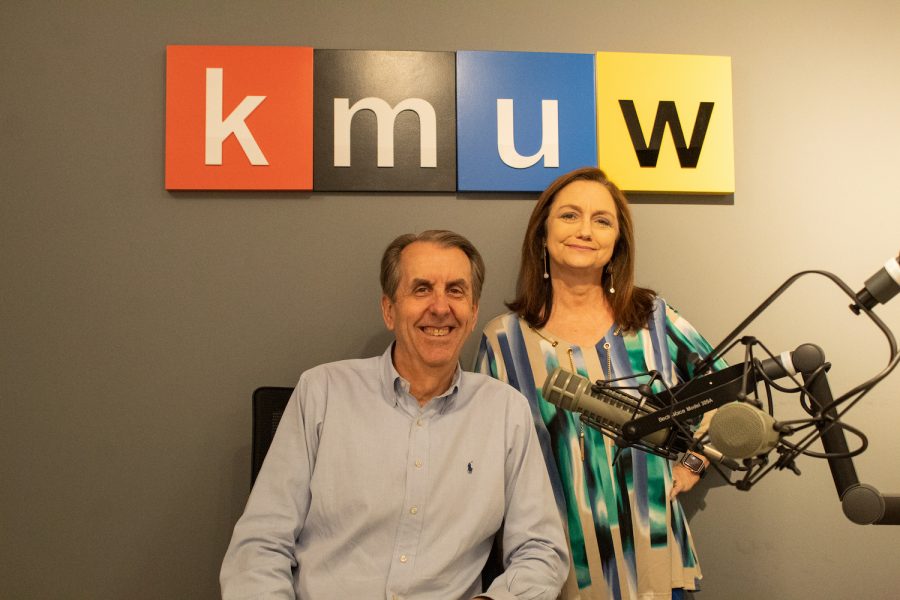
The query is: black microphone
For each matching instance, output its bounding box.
[852,252,900,313]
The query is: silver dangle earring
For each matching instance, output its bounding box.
[607,267,615,294]
[543,245,550,279]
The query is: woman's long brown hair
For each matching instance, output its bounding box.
[506,167,656,333]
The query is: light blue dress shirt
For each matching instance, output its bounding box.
[220,345,568,600]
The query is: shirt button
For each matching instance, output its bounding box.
[416,418,423,427]
[415,459,423,468]
[409,506,418,514]
[399,554,408,563]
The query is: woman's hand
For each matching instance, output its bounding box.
[669,463,702,499]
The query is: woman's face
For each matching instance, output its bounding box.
[544,179,620,278]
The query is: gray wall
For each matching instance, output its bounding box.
[2,1,898,598]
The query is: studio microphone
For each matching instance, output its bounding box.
[543,368,743,468]
[543,367,670,448]
[707,403,779,459]
[705,345,826,460]
[704,353,793,460]
[852,252,900,313]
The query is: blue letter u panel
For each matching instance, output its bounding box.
[456,51,597,192]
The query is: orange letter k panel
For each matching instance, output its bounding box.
[165,46,313,190]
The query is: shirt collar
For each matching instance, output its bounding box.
[379,343,461,413]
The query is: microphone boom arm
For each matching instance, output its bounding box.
[691,269,899,524]
[565,262,900,525]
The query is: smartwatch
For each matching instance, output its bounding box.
[680,452,707,477]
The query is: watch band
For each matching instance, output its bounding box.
[680,452,707,476]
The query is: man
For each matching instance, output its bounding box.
[220,230,568,600]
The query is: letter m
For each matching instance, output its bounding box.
[333,98,437,168]
[618,100,714,168]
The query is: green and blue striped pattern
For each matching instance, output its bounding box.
[475,298,722,599]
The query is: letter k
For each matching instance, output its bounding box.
[205,67,268,165]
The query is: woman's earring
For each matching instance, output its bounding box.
[543,245,550,279]
[607,268,615,294]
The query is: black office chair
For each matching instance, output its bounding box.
[251,386,294,485]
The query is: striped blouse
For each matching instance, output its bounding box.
[475,297,725,600]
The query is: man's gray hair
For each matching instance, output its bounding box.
[380,230,486,302]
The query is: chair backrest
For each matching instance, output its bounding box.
[251,386,294,485]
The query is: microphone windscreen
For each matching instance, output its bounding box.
[708,402,780,459]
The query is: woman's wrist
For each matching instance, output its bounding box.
[679,452,708,477]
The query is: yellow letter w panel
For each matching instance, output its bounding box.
[596,52,734,194]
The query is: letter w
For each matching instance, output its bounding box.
[205,68,268,166]
[333,98,437,168]
[618,100,714,168]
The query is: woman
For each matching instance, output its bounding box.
[475,167,724,600]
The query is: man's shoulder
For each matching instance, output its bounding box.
[461,369,528,406]
[305,354,379,373]
[298,355,382,388]
[459,371,535,437]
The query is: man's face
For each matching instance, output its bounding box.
[381,241,479,379]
